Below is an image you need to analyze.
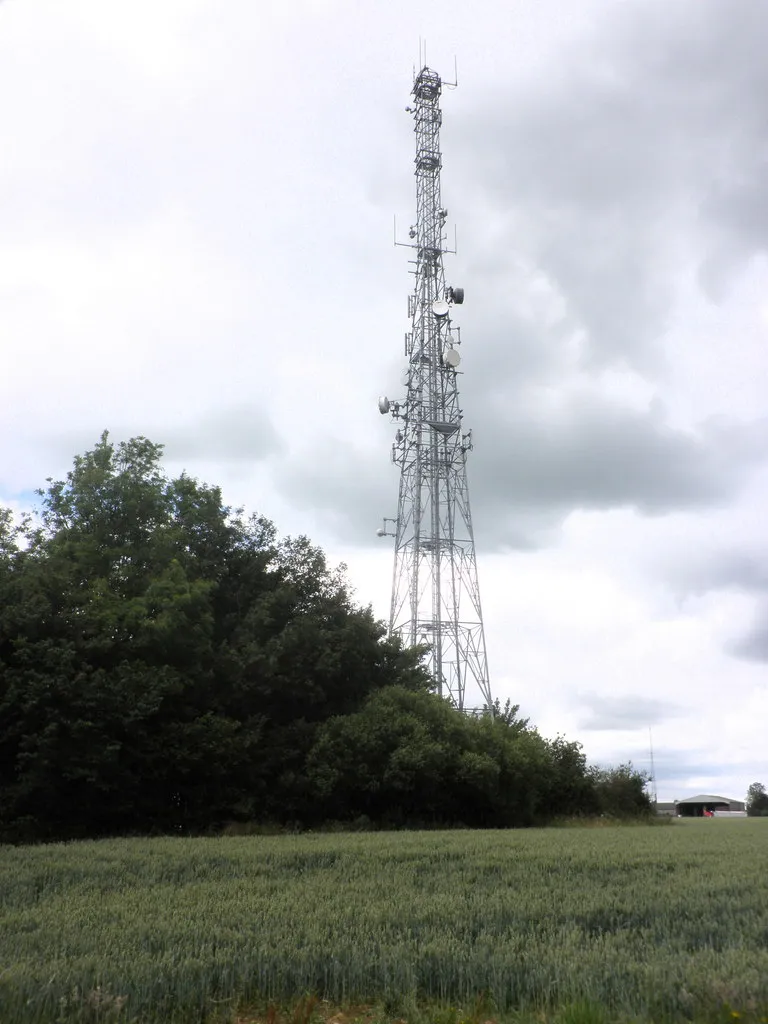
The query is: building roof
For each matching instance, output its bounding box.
[675,794,734,804]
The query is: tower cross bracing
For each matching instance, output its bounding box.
[378,65,492,712]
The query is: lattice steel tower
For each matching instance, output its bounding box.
[377,65,492,711]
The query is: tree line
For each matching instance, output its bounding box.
[746,783,768,816]
[0,434,651,843]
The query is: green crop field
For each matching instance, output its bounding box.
[1,820,767,1024]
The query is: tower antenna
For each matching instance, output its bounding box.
[377,65,492,712]
[649,726,658,806]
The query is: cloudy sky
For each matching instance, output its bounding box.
[2,0,766,802]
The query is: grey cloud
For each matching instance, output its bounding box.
[451,0,768,368]
[729,597,768,663]
[589,743,755,795]
[656,546,768,663]
[12,407,283,491]
[273,441,393,547]
[469,401,768,547]
[578,694,687,732]
[666,548,768,597]
[600,748,753,800]
[731,629,768,662]
[161,405,283,465]
[650,760,724,788]
[273,402,767,552]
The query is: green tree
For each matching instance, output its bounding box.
[0,432,651,839]
[306,688,590,828]
[307,688,471,824]
[746,782,768,817]
[588,762,653,819]
[540,736,600,818]
[0,433,429,840]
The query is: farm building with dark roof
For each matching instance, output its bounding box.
[673,795,746,817]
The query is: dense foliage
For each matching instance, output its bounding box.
[746,782,768,816]
[0,434,651,841]
[1,823,767,1023]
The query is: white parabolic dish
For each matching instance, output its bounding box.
[432,299,450,318]
[444,348,461,367]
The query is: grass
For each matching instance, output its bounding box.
[0,819,766,1023]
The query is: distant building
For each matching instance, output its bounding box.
[659,795,747,817]
[655,802,677,816]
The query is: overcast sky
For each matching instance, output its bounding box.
[2,0,766,802]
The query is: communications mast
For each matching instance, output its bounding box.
[378,66,492,711]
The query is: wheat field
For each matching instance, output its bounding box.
[1,819,767,1023]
